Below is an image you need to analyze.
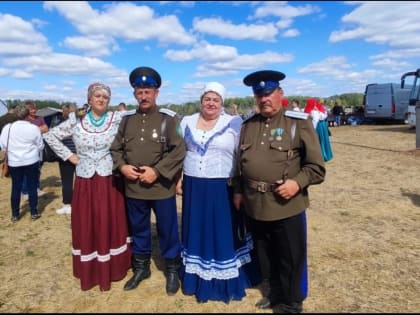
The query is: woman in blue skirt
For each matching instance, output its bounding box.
[177,82,261,303]
[304,98,333,162]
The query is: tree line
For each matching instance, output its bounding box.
[3,92,364,116]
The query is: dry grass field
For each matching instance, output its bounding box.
[0,124,419,313]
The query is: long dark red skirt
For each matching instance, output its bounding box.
[71,174,131,291]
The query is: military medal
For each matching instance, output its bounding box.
[152,129,158,138]
[276,128,283,140]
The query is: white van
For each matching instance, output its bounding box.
[363,83,411,122]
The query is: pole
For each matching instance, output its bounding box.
[416,101,420,149]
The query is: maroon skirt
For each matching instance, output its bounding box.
[71,174,131,291]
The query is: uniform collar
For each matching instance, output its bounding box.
[136,105,159,115]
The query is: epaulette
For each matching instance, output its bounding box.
[284,110,309,120]
[122,109,136,117]
[159,108,176,117]
[242,112,258,123]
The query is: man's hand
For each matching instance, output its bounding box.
[233,193,243,210]
[137,166,158,184]
[274,179,300,200]
[120,164,142,181]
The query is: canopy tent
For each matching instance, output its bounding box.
[0,99,7,116]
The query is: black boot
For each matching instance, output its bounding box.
[165,256,181,296]
[123,254,151,291]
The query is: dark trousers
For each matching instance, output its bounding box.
[248,211,308,304]
[126,195,181,259]
[58,160,75,204]
[22,161,42,193]
[9,162,39,217]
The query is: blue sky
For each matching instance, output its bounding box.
[1,1,420,107]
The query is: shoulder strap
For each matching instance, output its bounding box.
[160,113,168,160]
[121,116,130,161]
[5,123,12,155]
[282,117,298,182]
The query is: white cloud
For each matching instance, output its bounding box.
[0,13,51,56]
[62,35,120,57]
[195,51,294,77]
[329,1,420,49]
[192,17,278,41]
[4,53,126,79]
[282,28,299,38]
[43,1,196,45]
[165,41,238,62]
[252,2,320,19]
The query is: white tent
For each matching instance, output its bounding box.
[0,99,7,116]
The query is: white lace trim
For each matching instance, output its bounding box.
[72,242,129,262]
[182,233,253,281]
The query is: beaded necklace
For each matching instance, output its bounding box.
[81,111,114,134]
[88,110,107,127]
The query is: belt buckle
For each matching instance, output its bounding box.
[256,182,267,193]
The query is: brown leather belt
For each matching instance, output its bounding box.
[246,178,277,193]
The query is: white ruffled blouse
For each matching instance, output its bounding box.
[180,112,243,178]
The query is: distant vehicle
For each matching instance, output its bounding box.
[405,103,416,128]
[401,69,420,129]
[363,83,411,122]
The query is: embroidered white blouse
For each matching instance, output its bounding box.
[43,110,132,178]
[180,112,242,178]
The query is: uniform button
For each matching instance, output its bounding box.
[261,142,264,145]
[142,113,146,117]
[140,137,144,141]
[278,146,282,150]
[265,124,269,128]
[141,128,144,132]
[142,120,146,123]
[263,133,266,137]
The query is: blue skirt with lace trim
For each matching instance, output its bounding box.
[179,175,261,303]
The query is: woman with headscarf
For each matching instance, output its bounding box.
[176,82,261,303]
[43,82,133,291]
[304,98,333,161]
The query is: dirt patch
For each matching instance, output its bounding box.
[0,124,419,313]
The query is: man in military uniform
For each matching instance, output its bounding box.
[110,66,186,295]
[232,70,326,313]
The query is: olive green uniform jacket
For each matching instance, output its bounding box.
[233,109,326,221]
[110,106,186,200]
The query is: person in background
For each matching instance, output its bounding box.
[331,101,345,126]
[304,98,328,130]
[110,66,186,295]
[232,70,326,313]
[0,104,44,222]
[22,100,48,199]
[54,103,78,215]
[230,103,239,115]
[176,82,260,303]
[82,103,89,112]
[304,98,333,161]
[291,99,302,112]
[43,82,132,291]
[0,104,18,133]
[244,104,260,120]
[117,102,127,112]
